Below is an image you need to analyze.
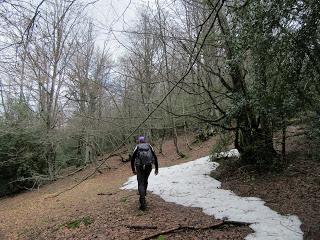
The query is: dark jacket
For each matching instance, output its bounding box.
[131,143,158,172]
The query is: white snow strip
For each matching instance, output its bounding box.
[121,150,303,240]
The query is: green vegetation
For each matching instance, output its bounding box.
[64,216,94,229]
[0,0,319,195]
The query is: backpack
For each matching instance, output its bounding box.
[135,143,155,166]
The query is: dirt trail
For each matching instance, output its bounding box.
[0,136,252,240]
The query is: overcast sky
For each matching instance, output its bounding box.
[86,0,150,59]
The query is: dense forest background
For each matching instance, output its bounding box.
[0,0,319,196]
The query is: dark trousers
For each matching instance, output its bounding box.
[136,164,152,199]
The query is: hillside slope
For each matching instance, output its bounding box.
[0,135,250,240]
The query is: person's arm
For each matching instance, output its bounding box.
[154,156,159,175]
[131,146,138,174]
[150,145,158,175]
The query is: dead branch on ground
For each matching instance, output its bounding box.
[126,225,158,230]
[141,220,249,240]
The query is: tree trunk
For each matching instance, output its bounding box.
[218,9,278,168]
[281,113,287,165]
[237,111,278,167]
[159,128,166,154]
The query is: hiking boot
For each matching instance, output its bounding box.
[139,197,146,210]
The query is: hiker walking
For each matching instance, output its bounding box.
[131,136,159,210]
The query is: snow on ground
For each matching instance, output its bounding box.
[212,148,240,159]
[121,150,303,240]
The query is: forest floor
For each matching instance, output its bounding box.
[219,126,320,240]
[0,127,319,240]
[0,135,251,240]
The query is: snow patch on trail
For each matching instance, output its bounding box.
[121,151,303,240]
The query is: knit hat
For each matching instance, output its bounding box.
[138,136,145,143]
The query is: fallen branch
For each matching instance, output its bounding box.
[97,192,113,196]
[100,152,129,163]
[63,166,87,178]
[141,223,224,240]
[97,190,121,196]
[141,220,250,239]
[126,225,158,230]
[141,220,249,240]
[224,220,250,227]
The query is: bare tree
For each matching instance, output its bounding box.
[21,0,86,179]
[67,21,112,164]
